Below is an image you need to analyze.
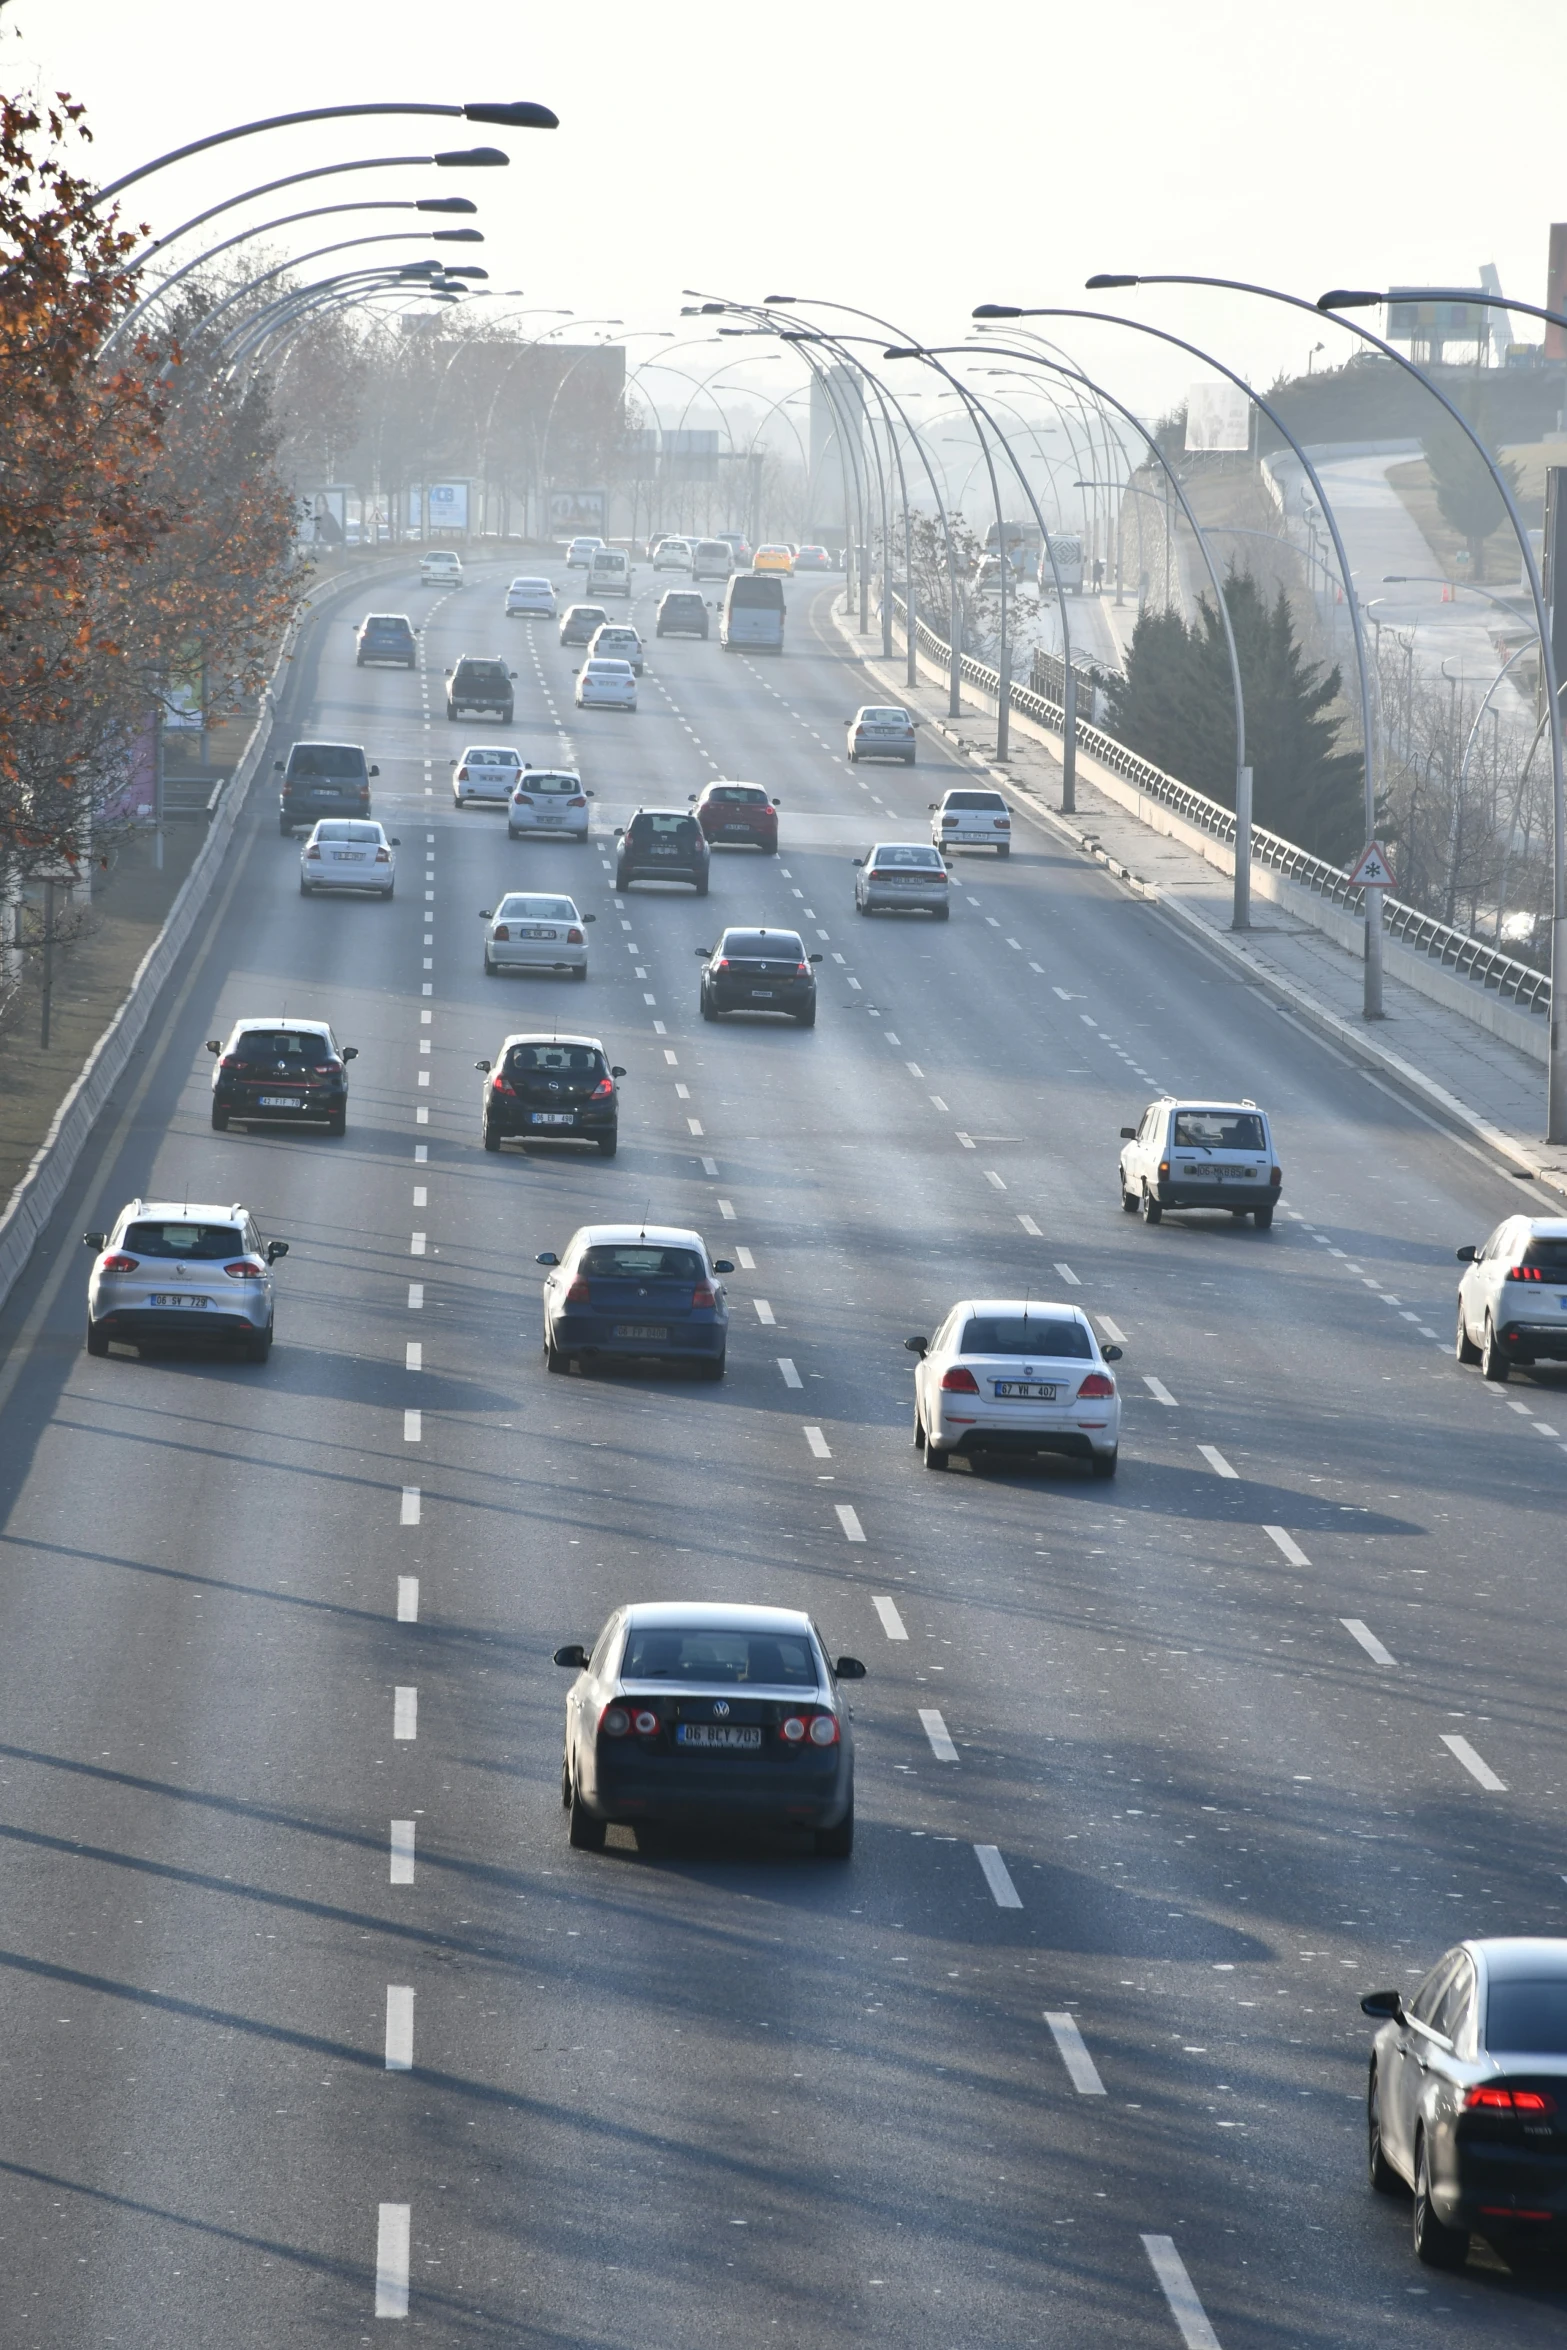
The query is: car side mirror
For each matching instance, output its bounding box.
[852,858,864,868]
[265,1240,289,1263]
[927,802,938,811]
[1103,1344,1123,1362]
[904,1336,928,1356]
[1455,1244,1477,1262]
[479,910,493,921]
[368,765,379,778]
[809,953,823,964]
[688,794,698,803]
[82,1232,106,1250]
[1120,1127,1138,1140]
[510,671,518,680]
[771,798,781,806]
[390,837,401,847]
[475,1058,492,1074]
[536,1250,560,1267]
[610,1064,625,1078]
[834,1656,867,1681]
[448,758,457,766]
[205,1039,221,1054]
[273,758,286,773]
[586,789,595,797]
[712,1259,735,1275]
[553,1643,588,1669]
[582,913,597,925]
[1360,1989,1404,2021]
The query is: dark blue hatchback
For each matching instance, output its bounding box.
[537,1223,733,1378]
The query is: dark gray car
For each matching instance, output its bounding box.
[276,741,377,836]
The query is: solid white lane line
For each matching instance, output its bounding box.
[1264,1526,1310,1567]
[1198,1445,1238,1479]
[1054,1262,1080,1285]
[399,1487,420,1526]
[985,1170,1006,1190]
[1098,1315,1128,1343]
[1443,1733,1507,1791]
[403,1410,421,1443]
[407,1284,423,1310]
[754,1300,776,1325]
[1144,1376,1178,1406]
[396,1577,419,1624]
[390,1821,416,1884]
[1044,2011,1107,2095]
[836,1505,866,1543]
[718,1199,736,1219]
[1142,2235,1221,2350]
[410,1233,426,1256]
[385,1986,414,2071]
[1018,1214,1042,1236]
[872,1596,908,1639]
[778,1359,803,1388]
[1341,1618,1394,1667]
[974,1845,1022,1908]
[405,1342,422,1371]
[804,1426,832,1458]
[394,1687,418,1740]
[736,1246,756,1269]
[375,2203,411,2319]
[920,1708,958,1762]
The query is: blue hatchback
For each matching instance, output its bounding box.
[537,1223,733,1378]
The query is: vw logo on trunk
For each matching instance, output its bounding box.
[712,1700,730,1717]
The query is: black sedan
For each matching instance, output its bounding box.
[475,1033,623,1156]
[697,927,822,1025]
[1363,1937,1567,2267]
[553,1602,863,1854]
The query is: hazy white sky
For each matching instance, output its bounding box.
[19,0,1567,418]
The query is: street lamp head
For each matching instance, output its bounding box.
[433,146,509,167]
[398,261,445,276]
[432,227,484,242]
[699,302,726,315]
[883,346,920,360]
[972,303,1022,318]
[1085,275,1139,291]
[461,101,558,129]
[416,197,478,213]
[1318,288,1383,311]
[763,293,796,304]
[441,265,489,279]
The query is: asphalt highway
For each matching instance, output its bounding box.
[1,549,1564,2346]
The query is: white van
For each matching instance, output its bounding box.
[588,547,632,599]
[692,538,735,581]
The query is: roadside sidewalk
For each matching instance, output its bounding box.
[827,597,1567,1205]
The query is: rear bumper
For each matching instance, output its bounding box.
[1157,1184,1273,1209]
[851,742,916,760]
[584,1750,850,1827]
[548,1315,725,1361]
[491,1109,613,1138]
[620,864,707,886]
[705,830,776,849]
[91,1305,266,1340]
[1443,2143,1567,2231]
[862,886,946,911]
[1501,1321,1567,1360]
[214,1091,346,1121]
[933,1422,1113,1460]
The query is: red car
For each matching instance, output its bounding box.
[690,780,780,854]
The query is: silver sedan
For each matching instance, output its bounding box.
[481,893,594,980]
[299,818,397,896]
[853,841,952,918]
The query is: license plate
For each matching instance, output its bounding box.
[518,926,557,939]
[995,1380,1058,1399]
[258,1096,302,1108]
[331,851,365,862]
[614,1323,668,1340]
[677,1724,762,1750]
[751,989,774,999]
[150,1293,208,1308]
[531,1112,575,1125]
[651,845,678,856]
[1188,1166,1253,1180]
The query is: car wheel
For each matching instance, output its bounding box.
[923,1437,950,1471]
[695,876,709,897]
[1090,1449,1119,1479]
[278,818,293,837]
[1481,1316,1509,1382]
[85,1317,110,1358]
[854,897,867,916]
[996,843,1011,859]
[298,877,310,895]
[568,1777,607,1851]
[1368,2066,1401,2195]
[597,1133,617,1158]
[325,1107,347,1138]
[482,1119,501,1154]
[1253,1204,1274,1230]
[795,1006,816,1028]
[905,752,916,766]
[483,952,496,975]
[1455,1305,1481,1365]
[847,750,857,764]
[614,868,629,891]
[545,1336,568,1373]
[245,1321,274,1365]
[698,1351,726,1381]
[913,1398,926,1450]
[815,1802,854,1859]
[211,1108,229,1132]
[1120,1178,1138,1213]
[1413,2134,1466,2268]
[382,885,394,900]
[934,904,950,921]
[571,965,588,982]
[1140,1185,1163,1225]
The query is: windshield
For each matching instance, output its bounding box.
[582,1245,703,1281]
[621,1625,818,1687]
[496,896,577,921]
[1486,1979,1567,2054]
[465,749,520,767]
[315,822,381,841]
[862,708,910,723]
[123,1221,244,1260]
[288,745,365,779]
[231,1031,326,1064]
[959,1316,1093,1358]
[1172,1112,1267,1151]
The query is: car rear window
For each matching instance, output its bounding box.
[944,791,1006,810]
[1521,1239,1567,1274]
[315,821,380,840]
[1486,1979,1567,2054]
[456,661,508,684]
[959,1316,1093,1357]
[722,931,804,959]
[365,616,411,633]
[467,749,520,766]
[709,785,766,804]
[663,594,703,609]
[505,1044,604,1075]
[123,1221,244,1260]
[1172,1112,1266,1151]
[232,1031,324,1064]
[873,846,941,868]
[287,745,366,779]
[635,814,701,840]
[862,708,910,723]
[582,1245,703,1281]
[620,1625,818,1686]
[497,896,576,921]
[525,774,582,795]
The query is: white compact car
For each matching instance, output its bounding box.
[299,818,398,896]
[653,537,694,572]
[1119,1097,1281,1230]
[452,744,525,808]
[906,1299,1122,1476]
[506,576,556,618]
[576,658,637,711]
[588,622,644,674]
[848,705,917,765]
[420,550,463,586]
[565,536,604,569]
[508,770,594,840]
[1456,1214,1567,1380]
[480,893,594,980]
[931,786,1011,856]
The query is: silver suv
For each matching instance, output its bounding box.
[82,1199,288,1362]
[1118,1098,1281,1229]
[1456,1214,1567,1380]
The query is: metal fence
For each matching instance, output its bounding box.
[890,597,1551,1019]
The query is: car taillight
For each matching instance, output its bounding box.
[358,786,370,801]
[312,1060,342,1074]
[808,1714,839,1746]
[456,766,469,781]
[1158,1159,1170,1177]
[305,845,321,859]
[941,1365,980,1393]
[102,1253,139,1273]
[691,1283,717,1309]
[941,815,958,827]
[795,961,809,974]
[564,1276,590,1305]
[1508,1265,1544,1281]
[513,793,533,806]
[589,1076,613,1098]
[600,1706,630,1738]
[1270,1166,1282,1186]
[1077,1371,1117,1399]
[994,818,1008,828]
[1466,2086,1556,2113]
[219,1054,243,1070]
[716,957,730,970]
[223,1260,260,1280]
[568,796,586,807]
[631,1708,659,1737]
[490,1075,514,1095]
[375,848,391,863]
[780,1716,807,1743]
[567,927,585,945]
[493,924,510,941]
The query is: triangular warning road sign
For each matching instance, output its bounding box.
[1347,841,1397,888]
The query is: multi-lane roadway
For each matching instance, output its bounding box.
[0,550,1564,2346]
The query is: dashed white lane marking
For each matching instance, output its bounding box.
[872,1596,908,1639]
[717,1199,736,1219]
[397,1577,419,1624]
[1018,1214,1042,1236]
[1442,1733,1507,1791]
[778,1358,803,1388]
[956,1131,974,1149]
[804,1426,831,1458]
[399,1487,421,1526]
[1142,2234,1221,2350]
[836,1505,866,1543]
[985,1169,1006,1191]
[385,1986,414,2072]
[929,1095,950,1112]
[687,1117,704,1136]
[664,1048,678,1065]
[1098,1316,1128,1343]
[410,1232,426,1256]
[375,2203,411,2319]
[1263,1525,1309,1567]
[389,1821,415,1884]
[736,1246,756,1269]
[1341,1618,1394,1667]
[974,1844,1023,1908]
[754,1300,776,1325]
[920,1708,958,1762]
[393,1687,418,1740]
[701,1156,718,1176]
[905,1061,924,1076]
[675,1083,690,1100]
[403,1410,421,1443]
[1198,1445,1237,1479]
[644,992,656,1005]
[405,1342,422,1372]
[407,1284,424,1309]
[1053,1261,1080,1285]
[1044,2011,1107,2095]
[412,1187,427,1208]
[1144,1376,1178,1406]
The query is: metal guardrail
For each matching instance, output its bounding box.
[890,598,1552,1019]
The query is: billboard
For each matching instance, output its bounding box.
[1184,382,1250,453]
[428,481,468,532]
[548,489,607,535]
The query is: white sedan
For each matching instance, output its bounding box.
[509,770,594,841]
[480,893,594,980]
[300,818,398,897]
[905,1298,1122,1475]
[452,744,525,809]
[506,576,557,618]
[576,658,637,712]
[931,786,1012,857]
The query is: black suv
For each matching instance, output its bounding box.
[615,809,710,895]
[656,590,710,640]
[206,1018,359,1134]
[276,742,377,836]
[698,928,821,1027]
[356,612,417,668]
[445,655,517,722]
[475,1033,625,1156]
[559,604,608,647]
